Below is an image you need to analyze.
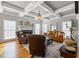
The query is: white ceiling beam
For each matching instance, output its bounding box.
[39,3,61,18]
[50,13,75,20]
[25,1,44,13]
[26,13,36,17]
[55,3,75,14]
[0,1,23,14]
[39,4,54,13]
[50,17,60,20]
[42,3,75,18]
[2,5,36,17]
[0,1,42,18]
[42,13,53,17]
[62,13,75,18]
[19,1,44,17]
[3,6,22,13]
[19,3,35,17]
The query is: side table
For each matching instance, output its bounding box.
[59,45,77,58]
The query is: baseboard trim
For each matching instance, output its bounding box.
[0,38,17,43]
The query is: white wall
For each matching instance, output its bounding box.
[0,13,40,41]
[47,15,78,42]
[48,15,76,32]
[42,19,49,33]
[0,12,77,41]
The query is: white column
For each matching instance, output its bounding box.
[76,14,79,57]
[0,15,4,41]
[0,1,3,13]
[40,20,43,34]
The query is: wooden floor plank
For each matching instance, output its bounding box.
[0,41,32,58]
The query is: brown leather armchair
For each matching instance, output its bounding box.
[28,35,47,57]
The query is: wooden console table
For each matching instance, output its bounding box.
[59,46,77,58]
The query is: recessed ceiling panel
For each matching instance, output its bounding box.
[3,7,19,15]
[60,9,75,16]
[5,1,32,9]
[28,11,38,16]
[1,1,75,20]
[24,15,35,19]
[2,1,24,12]
[47,15,56,19]
[44,1,74,10]
[3,10,19,16]
[32,6,49,15]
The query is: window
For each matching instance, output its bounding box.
[43,24,47,33]
[35,24,40,34]
[51,25,56,31]
[62,21,71,38]
[4,20,16,39]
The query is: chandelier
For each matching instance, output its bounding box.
[35,11,43,20]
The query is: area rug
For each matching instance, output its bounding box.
[23,41,63,58]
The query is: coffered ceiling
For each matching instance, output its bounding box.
[44,1,73,10]
[0,1,75,20]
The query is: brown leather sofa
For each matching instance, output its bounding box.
[46,31,64,43]
[53,32,64,42]
[28,35,47,57]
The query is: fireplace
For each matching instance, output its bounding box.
[16,30,33,44]
[22,30,33,34]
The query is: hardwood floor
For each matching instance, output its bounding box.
[0,40,32,58]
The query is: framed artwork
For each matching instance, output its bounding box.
[24,21,30,26]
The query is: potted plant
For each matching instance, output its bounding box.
[66,19,75,40]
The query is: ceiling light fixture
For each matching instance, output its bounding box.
[35,10,43,20]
